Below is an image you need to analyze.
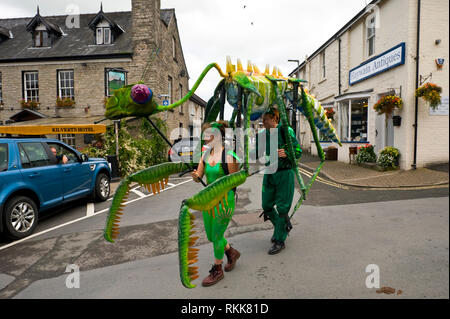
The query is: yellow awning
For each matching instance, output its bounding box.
[0,124,106,135]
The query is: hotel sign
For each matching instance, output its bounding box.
[349,43,405,85]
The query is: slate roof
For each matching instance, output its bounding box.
[0,9,174,63]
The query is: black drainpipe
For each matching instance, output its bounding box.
[338,37,342,96]
[412,0,421,169]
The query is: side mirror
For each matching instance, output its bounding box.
[81,154,89,162]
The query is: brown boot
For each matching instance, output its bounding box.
[224,246,241,272]
[202,264,224,287]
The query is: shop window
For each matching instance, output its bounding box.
[338,98,369,142]
[105,68,127,97]
[57,70,74,100]
[350,99,368,142]
[23,71,39,102]
[319,104,334,141]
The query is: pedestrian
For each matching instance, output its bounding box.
[190,120,241,287]
[257,108,302,255]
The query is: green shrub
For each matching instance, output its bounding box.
[82,118,168,177]
[355,144,377,163]
[377,146,400,169]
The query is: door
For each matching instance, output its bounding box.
[18,142,63,208]
[46,142,92,201]
[374,113,385,154]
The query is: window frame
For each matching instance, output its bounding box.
[168,75,173,104]
[105,68,128,97]
[22,71,39,102]
[18,142,52,169]
[179,84,183,114]
[96,27,112,45]
[0,143,8,172]
[172,37,177,61]
[60,134,76,148]
[57,69,75,100]
[366,15,376,57]
[320,51,326,79]
[337,98,369,142]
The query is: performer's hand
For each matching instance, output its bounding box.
[191,170,200,182]
[278,149,287,158]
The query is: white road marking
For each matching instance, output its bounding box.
[0,179,193,252]
[130,187,146,198]
[86,203,95,217]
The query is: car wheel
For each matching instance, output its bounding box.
[95,173,110,202]
[3,196,38,240]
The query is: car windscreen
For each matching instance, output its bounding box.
[0,143,7,172]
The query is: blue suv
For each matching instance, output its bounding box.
[0,138,111,239]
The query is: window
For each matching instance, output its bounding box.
[337,98,369,142]
[320,51,326,79]
[34,30,49,47]
[19,142,51,169]
[60,134,76,147]
[105,69,127,97]
[48,142,78,163]
[168,76,173,104]
[172,37,176,60]
[179,84,183,114]
[96,27,111,45]
[58,70,74,100]
[319,104,334,141]
[23,71,39,102]
[0,144,8,172]
[367,16,376,56]
[0,72,3,104]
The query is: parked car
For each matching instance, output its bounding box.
[168,137,201,166]
[0,137,111,239]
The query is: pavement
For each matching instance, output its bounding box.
[298,152,449,188]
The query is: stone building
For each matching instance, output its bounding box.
[0,0,205,147]
[289,0,448,170]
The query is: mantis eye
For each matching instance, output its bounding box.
[131,84,153,104]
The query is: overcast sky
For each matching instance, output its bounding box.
[0,0,369,117]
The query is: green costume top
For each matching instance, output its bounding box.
[202,148,240,260]
[255,123,302,171]
[203,149,241,184]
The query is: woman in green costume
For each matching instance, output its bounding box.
[191,121,241,287]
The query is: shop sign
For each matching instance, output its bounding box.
[349,43,405,85]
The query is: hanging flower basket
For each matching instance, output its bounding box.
[373,95,403,115]
[415,83,442,110]
[325,108,335,121]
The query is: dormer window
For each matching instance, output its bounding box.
[96,27,111,45]
[26,7,62,48]
[89,4,123,46]
[34,27,49,47]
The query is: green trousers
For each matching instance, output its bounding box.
[262,169,295,243]
[202,189,235,260]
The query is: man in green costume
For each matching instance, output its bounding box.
[255,108,302,255]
